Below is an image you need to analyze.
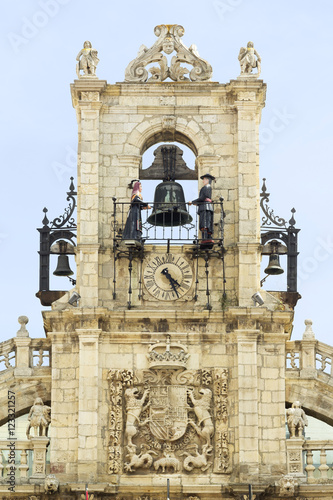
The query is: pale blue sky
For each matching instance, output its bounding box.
[1,0,333,344]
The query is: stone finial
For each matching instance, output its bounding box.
[76,41,99,78]
[238,41,261,78]
[17,316,29,337]
[302,319,315,340]
[124,24,212,83]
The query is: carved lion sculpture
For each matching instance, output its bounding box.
[44,474,59,494]
[124,388,150,447]
[188,388,214,446]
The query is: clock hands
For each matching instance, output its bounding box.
[161,267,180,298]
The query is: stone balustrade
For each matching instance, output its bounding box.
[0,339,16,372]
[287,437,333,482]
[303,441,333,482]
[0,437,50,481]
[286,336,333,379]
[0,317,51,375]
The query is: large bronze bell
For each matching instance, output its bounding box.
[147,180,193,227]
[53,255,74,276]
[264,253,284,275]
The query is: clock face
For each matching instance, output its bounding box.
[143,254,193,301]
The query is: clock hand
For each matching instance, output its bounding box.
[161,268,181,288]
[161,268,180,298]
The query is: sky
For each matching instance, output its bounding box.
[1,0,333,345]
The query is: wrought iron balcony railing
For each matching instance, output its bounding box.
[111,198,225,247]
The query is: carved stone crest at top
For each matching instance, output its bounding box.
[125,24,213,83]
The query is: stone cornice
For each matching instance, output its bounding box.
[70,78,108,108]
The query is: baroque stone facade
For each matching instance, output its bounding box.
[1,24,333,500]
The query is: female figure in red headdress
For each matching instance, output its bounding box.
[122,181,151,242]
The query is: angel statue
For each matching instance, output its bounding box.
[76,41,99,77]
[238,41,261,76]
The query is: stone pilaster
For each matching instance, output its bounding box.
[30,436,50,481]
[236,330,259,480]
[76,329,101,481]
[71,79,107,308]
[234,84,263,306]
[286,437,306,478]
[14,337,32,377]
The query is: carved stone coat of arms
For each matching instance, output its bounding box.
[107,339,231,475]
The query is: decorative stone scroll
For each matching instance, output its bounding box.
[107,343,231,475]
[124,24,213,83]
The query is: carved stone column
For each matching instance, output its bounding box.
[30,436,50,481]
[14,337,32,377]
[14,315,32,376]
[286,437,306,479]
[300,319,317,378]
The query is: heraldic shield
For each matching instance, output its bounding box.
[149,385,188,441]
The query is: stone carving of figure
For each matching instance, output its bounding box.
[162,37,175,55]
[238,41,261,75]
[188,388,214,446]
[76,41,99,77]
[26,398,51,438]
[286,401,308,438]
[124,387,150,447]
[189,173,215,248]
[122,181,151,243]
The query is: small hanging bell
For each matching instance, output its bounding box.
[53,255,74,277]
[264,253,284,275]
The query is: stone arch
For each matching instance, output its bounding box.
[0,371,51,426]
[286,377,333,427]
[126,116,213,158]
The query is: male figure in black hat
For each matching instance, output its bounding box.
[189,173,215,248]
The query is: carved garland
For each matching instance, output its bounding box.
[107,370,134,473]
[213,368,230,473]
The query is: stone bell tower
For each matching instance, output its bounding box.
[42,25,296,499]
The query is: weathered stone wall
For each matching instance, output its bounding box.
[43,307,292,490]
[70,79,266,311]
